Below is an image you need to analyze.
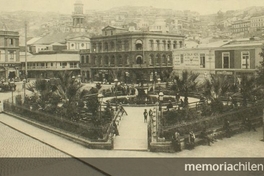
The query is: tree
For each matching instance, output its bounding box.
[170,70,199,105]
[200,74,231,113]
[239,74,256,107]
[256,47,264,86]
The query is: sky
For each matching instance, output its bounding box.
[0,0,264,15]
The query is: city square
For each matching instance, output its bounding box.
[1,0,264,175]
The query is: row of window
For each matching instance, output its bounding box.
[179,52,250,69]
[91,40,183,52]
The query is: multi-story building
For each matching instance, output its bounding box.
[66,36,90,51]
[214,39,263,80]
[231,20,250,35]
[250,15,264,32]
[0,30,20,80]
[79,26,185,83]
[172,39,264,82]
[20,53,80,78]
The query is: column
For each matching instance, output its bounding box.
[121,41,125,51]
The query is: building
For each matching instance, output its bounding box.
[172,38,264,82]
[66,36,90,51]
[0,30,20,80]
[71,0,86,32]
[214,39,264,80]
[231,20,250,35]
[250,15,264,32]
[80,26,185,83]
[20,53,80,78]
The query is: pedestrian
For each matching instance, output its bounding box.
[113,121,119,136]
[149,109,153,118]
[143,109,148,123]
[223,119,231,138]
[172,131,181,152]
[188,131,195,149]
[200,128,211,146]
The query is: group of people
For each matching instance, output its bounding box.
[143,109,153,123]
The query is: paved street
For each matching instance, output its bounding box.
[114,107,148,151]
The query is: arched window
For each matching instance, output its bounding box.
[105,56,109,66]
[149,55,154,65]
[81,55,85,63]
[135,40,143,50]
[136,55,143,64]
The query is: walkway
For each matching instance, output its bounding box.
[113,107,149,151]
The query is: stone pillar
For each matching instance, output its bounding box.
[5,49,8,62]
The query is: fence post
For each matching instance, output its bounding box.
[262,108,264,141]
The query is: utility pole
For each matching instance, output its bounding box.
[263,108,264,141]
[25,21,28,81]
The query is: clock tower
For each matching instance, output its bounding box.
[72,0,86,32]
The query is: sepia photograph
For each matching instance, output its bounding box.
[0,0,264,175]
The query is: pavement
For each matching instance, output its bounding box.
[113,107,148,151]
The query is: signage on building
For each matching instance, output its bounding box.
[216,71,233,75]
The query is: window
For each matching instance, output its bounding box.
[200,54,205,68]
[86,55,89,63]
[81,56,85,63]
[9,51,14,61]
[70,62,78,68]
[222,52,230,68]
[180,54,184,64]
[10,39,14,46]
[241,51,250,69]
[81,43,84,47]
[71,44,74,47]
[111,31,113,35]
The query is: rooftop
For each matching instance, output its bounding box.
[20,53,80,62]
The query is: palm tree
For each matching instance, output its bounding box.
[170,70,200,105]
[239,74,256,107]
[200,74,231,113]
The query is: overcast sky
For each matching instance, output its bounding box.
[0,0,263,15]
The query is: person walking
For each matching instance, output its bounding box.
[143,109,148,123]
[149,109,153,119]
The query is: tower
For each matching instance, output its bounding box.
[72,0,85,32]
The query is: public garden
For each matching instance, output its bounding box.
[2,49,264,152]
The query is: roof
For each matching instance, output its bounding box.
[27,37,42,45]
[197,40,232,48]
[222,42,264,48]
[33,32,90,45]
[102,25,127,31]
[20,54,80,62]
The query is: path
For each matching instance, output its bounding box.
[113,107,150,151]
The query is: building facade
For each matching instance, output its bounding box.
[214,40,263,80]
[0,30,20,80]
[66,36,90,51]
[80,26,185,83]
[231,20,250,35]
[172,39,264,82]
[20,53,80,78]
[250,15,264,32]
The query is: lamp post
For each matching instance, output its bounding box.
[157,78,161,93]
[10,81,15,105]
[77,74,81,84]
[23,79,26,103]
[114,78,118,111]
[158,91,164,137]
[98,93,104,120]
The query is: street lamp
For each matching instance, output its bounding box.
[10,81,15,105]
[98,93,104,120]
[23,79,26,103]
[78,74,81,84]
[158,91,164,137]
[157,78,161,93]
[114,78,118,111]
